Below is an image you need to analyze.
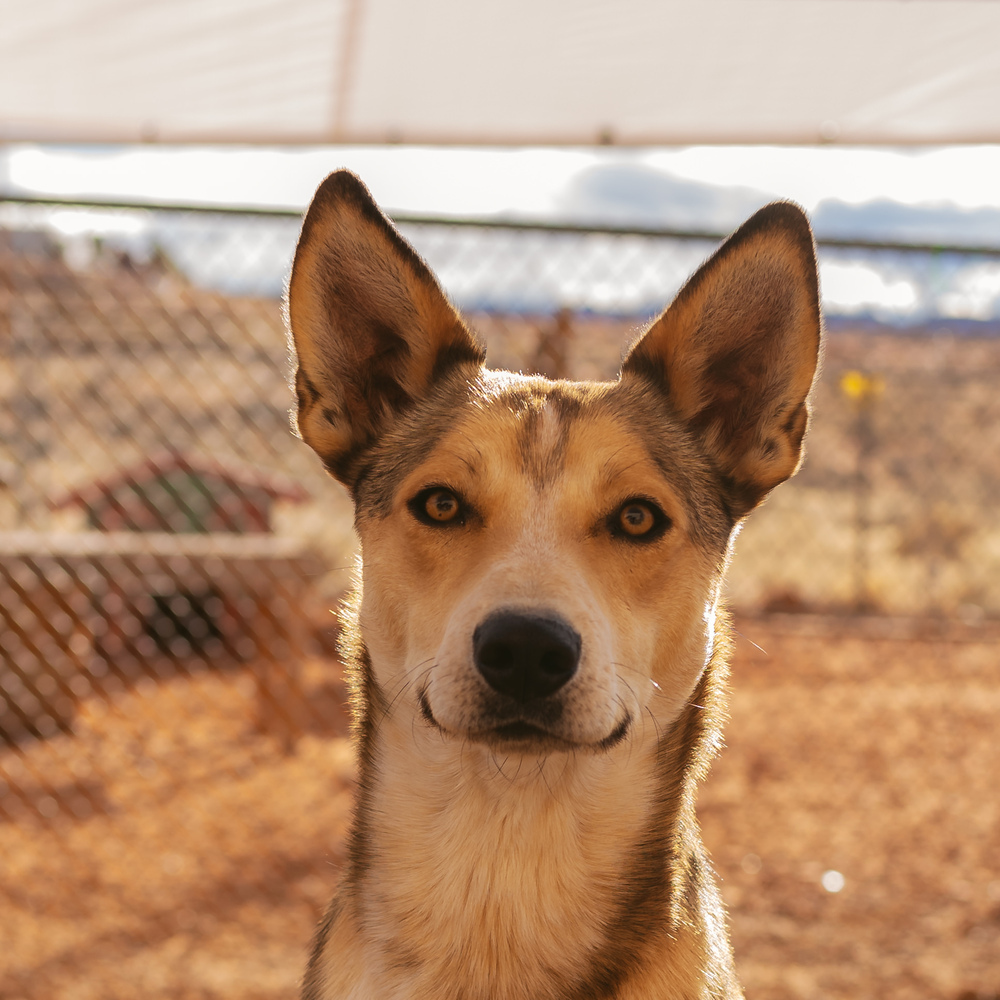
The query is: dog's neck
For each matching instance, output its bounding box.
[329,634,737,1000]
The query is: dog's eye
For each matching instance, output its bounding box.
[410,487,464,526]
[620,502,655,535]
[611,499,670,542]
[426,489,460,522]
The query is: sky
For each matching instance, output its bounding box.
[5,143,1000,218]
[3,143,1000,322]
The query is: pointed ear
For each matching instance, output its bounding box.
[622,202,821,518]
[287,171,484,486]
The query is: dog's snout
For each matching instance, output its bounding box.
[473,611,581,702]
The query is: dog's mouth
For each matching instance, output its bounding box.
[418,691,631,752]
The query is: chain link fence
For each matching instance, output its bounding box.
[1,196,999,999]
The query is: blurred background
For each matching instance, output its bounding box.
[1,2,998,998]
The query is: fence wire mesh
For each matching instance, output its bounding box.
[1,198,998,1000]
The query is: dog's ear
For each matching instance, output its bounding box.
[288,170,485,486]
[622,202,821,518]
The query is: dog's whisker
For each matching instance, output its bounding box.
[381,665,424,709]
[617,674,639,705]
[612,693,637,765]
[616,673,650,758]
[379,679,414,727]
[535,757,557,799]
[611,659,661,696]
[510,754,526,781]
[644,704,665,744]
[491,752,513,782]
[734,629,768,655]
[381,660,435,724]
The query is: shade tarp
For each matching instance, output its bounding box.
[2,0,999,146]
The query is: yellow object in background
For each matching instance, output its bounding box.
[840,370,884,402]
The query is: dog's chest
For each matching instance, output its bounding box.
[356,734,660,998]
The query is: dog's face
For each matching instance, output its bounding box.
[288,171,821,755]
[355,373,731,751]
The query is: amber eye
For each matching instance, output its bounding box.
[619,502,655,536]
[412,487,464,525]
[425,489,460,522]
[610,499,670,542]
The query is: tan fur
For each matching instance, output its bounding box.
[288,171,822,1000]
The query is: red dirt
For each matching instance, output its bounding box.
[0,620,997,999]
[703,618,1000,1000]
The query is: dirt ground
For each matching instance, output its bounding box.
[704,617,999,1000]
[0,617,997,1000]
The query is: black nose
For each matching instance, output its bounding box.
[473,611,581,702]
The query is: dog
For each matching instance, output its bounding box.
[287,170,821,1000]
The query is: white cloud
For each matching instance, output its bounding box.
[47,208,145,236]
[641,146,1000,212]
[820,262,918,314]
[5,144,599,218]
[938,263,1000,320]
[9,144,1000,218]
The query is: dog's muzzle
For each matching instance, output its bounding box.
[473,610,580,703]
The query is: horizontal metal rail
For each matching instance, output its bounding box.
[3,192,1000,258]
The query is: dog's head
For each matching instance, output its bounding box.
[288,171,820,755]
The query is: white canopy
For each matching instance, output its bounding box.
[2,0,999,146]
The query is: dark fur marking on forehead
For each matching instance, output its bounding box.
[516,403,563,487]
[498,383,586,488]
